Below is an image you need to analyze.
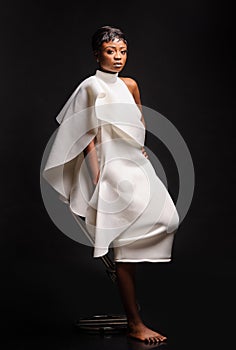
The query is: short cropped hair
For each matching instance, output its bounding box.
[91,25,128,53]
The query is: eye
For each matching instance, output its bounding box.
[121,50,127,55]
[106,49,114,54]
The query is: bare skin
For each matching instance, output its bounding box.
[116,262,167,344]
[86,38,167,344]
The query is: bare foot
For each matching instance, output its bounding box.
[128,323,167,344]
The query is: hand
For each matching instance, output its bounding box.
[93,169,100,186]
[142,147,148,158]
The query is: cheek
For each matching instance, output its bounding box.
[100,55,112,63]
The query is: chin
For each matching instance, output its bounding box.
[114,66,124,72]
[108,67,122,72]
[100,66,123,73]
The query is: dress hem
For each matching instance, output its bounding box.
[113,258,171,263]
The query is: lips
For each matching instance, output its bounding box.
[114,63,122,67]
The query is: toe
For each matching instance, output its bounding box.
[144,337,153,344]
[150,337,156,344]
[153,337,159,344]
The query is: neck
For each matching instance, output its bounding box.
[95,69,118,83]
[98,67,118,75]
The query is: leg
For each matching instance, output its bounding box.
[115,262,167,344]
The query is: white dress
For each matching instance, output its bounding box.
[43,69,179,262]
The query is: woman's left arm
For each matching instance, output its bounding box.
[131,80,146,129]
[121,77,148,158]
[121,77,146,128]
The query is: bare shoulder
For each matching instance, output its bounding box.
[120,77,139,93]
[120,77,141,105]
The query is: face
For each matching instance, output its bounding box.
[96,38,128,73]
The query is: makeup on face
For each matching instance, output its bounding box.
[97,38,128,73]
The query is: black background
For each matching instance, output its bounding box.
[0,0,234,348]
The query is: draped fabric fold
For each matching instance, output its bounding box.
[42,70,179,261]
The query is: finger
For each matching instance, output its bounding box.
[142,149,148,157]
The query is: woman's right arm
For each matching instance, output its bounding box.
[83,138,100,186]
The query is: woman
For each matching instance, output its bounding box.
[43,25,179,344]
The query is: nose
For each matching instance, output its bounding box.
[114,51,121,60]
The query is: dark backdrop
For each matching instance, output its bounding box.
[0,0,233,346]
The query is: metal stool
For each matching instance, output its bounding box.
[73,215,129,334]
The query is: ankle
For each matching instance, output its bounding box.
[128,319,144,330]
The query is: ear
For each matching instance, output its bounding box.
[93,50,99,62]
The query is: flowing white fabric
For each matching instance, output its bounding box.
[43,70,179,261]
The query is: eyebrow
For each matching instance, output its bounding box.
[103,45,127,50]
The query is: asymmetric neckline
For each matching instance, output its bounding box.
[95,69,118,84]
